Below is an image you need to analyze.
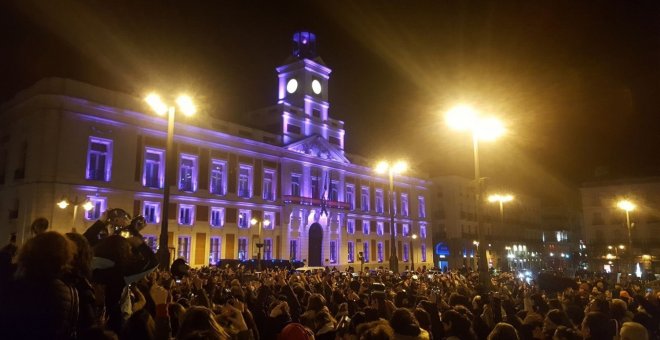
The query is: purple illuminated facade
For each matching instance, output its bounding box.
[0,32,432,269]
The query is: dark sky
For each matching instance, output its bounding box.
[2,1,660,201]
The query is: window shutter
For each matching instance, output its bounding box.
[168,203,177,220]
[133,200,141,218]
[370,185,375,212]
[371,240,376,261]
[385,222,390,234]
[226,208,237,224]
[134,135,143,182]
[227,154,237,194]
[385,240,390,259]
[254,161,262,198]
[370,220,377,233]
[275,212,281,227]
[356,219,362,234]
[276,235,281,259]
[199,149,209,191]
[195,233,206,265]
[225,234,235,259]
[197,205,209,222]
[396,223,402,235]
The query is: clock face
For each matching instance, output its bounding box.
[286,79,298,94]
[311,79,322,94]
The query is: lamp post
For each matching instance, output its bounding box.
[446,105,505,287]
[250,217,271,271]
[411,233,418,273]
[145,93,196,269]
[608,244,625,272]
[617,199,635,273]
[488,194,514,224]
[375,160,408,273]
[57,196,95,231]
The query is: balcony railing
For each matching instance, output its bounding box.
[282,195,351,210]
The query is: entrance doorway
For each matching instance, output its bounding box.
[308,223,323,266]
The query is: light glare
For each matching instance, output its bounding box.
[263,219,271,227]
[145,93,168,116]
[488,194,514,203]
[82,201,95,211]
[475,117,505,141]
[446,105,478,131]
[57,200,69,209]
[250,218,258,226]
[617,199,635,212]
[375,161,389,174]
[392,161,408,174]
[176,95,196,116]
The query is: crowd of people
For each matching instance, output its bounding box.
[0,213,659,340]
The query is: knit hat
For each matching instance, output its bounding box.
[278,323,315,340]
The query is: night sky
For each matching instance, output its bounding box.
[2,1,660,201]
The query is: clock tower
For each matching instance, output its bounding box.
[275,32,345,149]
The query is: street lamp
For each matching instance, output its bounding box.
[375,160,408,273]
[57,196,95,231]
[145,93,196,269]
[250,217,271,271]
[488,194,514,224]
[617,199,635,272]
[446,104,505,287]
[411,234,418,272]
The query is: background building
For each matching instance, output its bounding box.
[581,177,660,274]
[0,32,432,270]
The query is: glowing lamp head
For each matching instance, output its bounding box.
[488,194,514,203]
[412,234,418,240]
[475,117,505,141]
[250,218,258,226]
[145,93,168,116]
[392,161,408,174]
[446,105,478,131]
[617,199,635,212]
[82,201,95,211]
[176,95,196,116]
[375,161,389,174]
[57,200,70,209]
[263,219,271,227]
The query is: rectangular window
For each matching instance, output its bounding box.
[403,243,409,262]
[418,196,426,218]
[238,238,248,260]
[238,165,252,198]
[291,174,301,196]
[363,242,369,263]
[311,176,320,198]
[178,204,194,225]
[290,239,298,260]
[263,169,275,201]
[402,223,410,237]
[377,242,384,263]
[420,224,427,238]
[210,207,224,227]
[263,212,275,230]
[362,220,370,235]
[86,137,112,181]
[210,160,226,195]
[421,243,427,262]
[329,136,340,146]
[361,187,370,212]
[144,235,158,253]
[375,190,384,213]
[330,181,339,201]
[85,196,106,220]
[391,192,397,215]
[347,219,355,234]
[287,124,301,134]
[329,240,337,263]
[377,222,384,236]
[143,201,160,224]
[178,154,198,192]
[345,185,355,210]
[401,194,409,217]
[347,241,354,263]
[209,237,221,265]
[144,148,164,188]
[238,210,251,229]
[177,236,191,263]
[264,238,273,260]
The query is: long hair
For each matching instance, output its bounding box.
[17,231,75,280]
[176,306,228,340]
[66,232,93,279]
[93,235,132,269]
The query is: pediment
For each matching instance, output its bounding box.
[286,135,350,164]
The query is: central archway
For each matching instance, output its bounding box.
[308,223,323,266]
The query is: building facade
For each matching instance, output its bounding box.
[581,177,660,273]
[0,32,432,270]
